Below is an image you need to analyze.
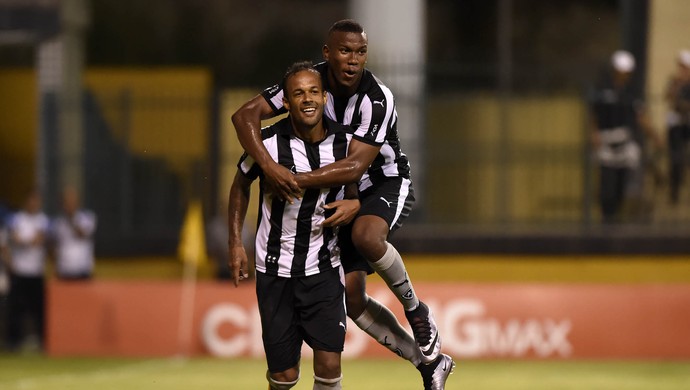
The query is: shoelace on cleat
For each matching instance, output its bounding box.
[409,315,432,345]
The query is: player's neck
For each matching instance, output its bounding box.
[327,70,360,98]
[292,121,326,144]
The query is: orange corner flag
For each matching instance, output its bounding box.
[177,199,208,266]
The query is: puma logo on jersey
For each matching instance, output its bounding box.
[380,197,391,207]
[373,99,385,107]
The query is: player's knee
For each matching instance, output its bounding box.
[313,357,341,379]
[351,219,387,260]
[313,374,343,389]
[346,297,365,320]
[267,370,299,389]
[345,286,367,319]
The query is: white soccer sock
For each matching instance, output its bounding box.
[353,296,421,366]
[267,371,299,389]
[368,242,420,311]
[313,374,342,389]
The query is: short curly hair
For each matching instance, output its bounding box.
[281,61,321,91]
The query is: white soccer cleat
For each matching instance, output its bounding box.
[418,353,455,390]
[405,301,442,364]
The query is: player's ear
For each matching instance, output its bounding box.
[283,97,290,111]
[322,91,327,104]
[322,44,330,61]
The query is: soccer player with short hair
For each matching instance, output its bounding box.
[232,19,454,390]
[228,61,360,390]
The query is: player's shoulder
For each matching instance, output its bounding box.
[314,61,328,73]
[324,117,354,135]
[260,117,291,140]
[361,69,395,103]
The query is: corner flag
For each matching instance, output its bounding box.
[176,199,208,357]
[177,199,208,266]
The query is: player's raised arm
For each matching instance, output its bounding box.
[231,94,301,201]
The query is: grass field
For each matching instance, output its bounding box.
[1,355,689,389]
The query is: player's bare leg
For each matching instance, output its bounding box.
[352,215,443,364]
[313,350,342,389]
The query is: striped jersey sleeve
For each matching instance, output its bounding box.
[351,77,397,147]
[237,153,261,180]
[261,84,287,116]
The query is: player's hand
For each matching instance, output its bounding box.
[322,199,360,227]
[264,162,301,203]
[229,246,249,287]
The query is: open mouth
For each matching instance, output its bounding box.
[343,69,358,79]
[302,106,317,114]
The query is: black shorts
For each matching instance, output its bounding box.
[339,177,415,274]
[256,267,346,373]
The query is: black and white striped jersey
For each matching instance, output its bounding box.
[238,117,352,278]
[261,62,411,192]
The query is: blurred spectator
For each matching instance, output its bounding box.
[51,186,97,280]
[589,50,661,223]
[5,189,49,352]
[206,202,255,281]
[206,210,231,281]
[665,49,690,204]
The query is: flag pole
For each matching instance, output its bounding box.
[176,199,207,358]
[177,257,197,357]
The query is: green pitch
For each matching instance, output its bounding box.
[1,355,689,389]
